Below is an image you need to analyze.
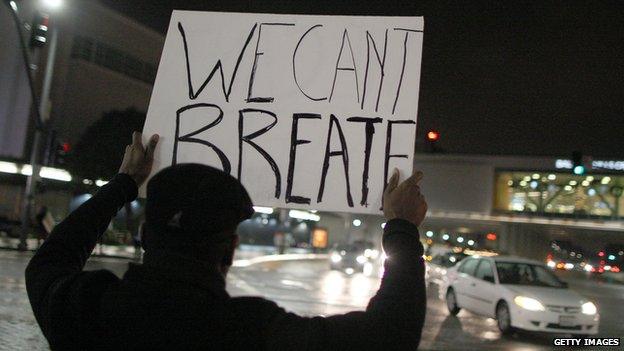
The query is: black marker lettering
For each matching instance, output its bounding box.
[361,30,388,112]
[247,23,295,103]
[292,25,327,101]
[347,117,383,206]
[382,119,416,209]
[329,29,360,103]
[286,113,321,204]
[178,22,257,101]
[317,115,354,207]
[238,108,281,198]
[392,28,421,114]
[173,103,231,174]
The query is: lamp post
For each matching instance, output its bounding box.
[14,0,63,250]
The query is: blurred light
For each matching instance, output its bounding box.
[586,176,594,182]
[345,268,354,275]
[356,255,367,264]
[573,165,585,175]
[547,260,556,268]
[514,296,545,311]
[530,181,538,189]
[425,231,434,237]
[619,251,623,256]
[486,233,497,241]
[584,264,593,272]
[519,180,528,187]
[581,302,597,315]
[380,222,386,229]
[601,177,611,185]
[467,239,475,246]
[564,185,573,191]
[598,251,605,257]
[456,236,464,243]
[9,1,17,11]
[95,179,108,187]
[288,210,320,222]
[556,262,565,269]
[608,254,616,261]
[569,180,578,186]
[587,189,596,196]
[442,234,450,241]
[449,256,457,263]
[364,249,379,259]
[426,130,440,142]
[330,253,342,263]
[507,180,513,186]
[548,174,556,180]
[531,173,540,179]
[612,266,620,273]
[40,167,71,182]
[352,219,362,227]
[564,263,574,270]
[581,180,590,187]
[42,0,63,10]
[363,262,374,276]
[0,161,19,174]
[522,176,531,182]
[253,206,273,214]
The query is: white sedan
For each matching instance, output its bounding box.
[441,256,599,335]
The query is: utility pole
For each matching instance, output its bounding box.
[10,0,63,250]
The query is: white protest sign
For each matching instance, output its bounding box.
[143,11,424,214]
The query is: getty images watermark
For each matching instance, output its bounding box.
[553,337,620,347]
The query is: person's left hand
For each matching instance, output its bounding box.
[118,132,159,187]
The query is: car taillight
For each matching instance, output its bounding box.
[611,266,620,273]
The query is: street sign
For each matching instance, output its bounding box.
[143,11,424,213]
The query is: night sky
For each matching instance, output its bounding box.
[102,0,624,158]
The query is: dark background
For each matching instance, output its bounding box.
[102,0,624,158]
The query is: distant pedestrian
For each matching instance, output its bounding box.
[34,206,53,248]
[25,131,428,350]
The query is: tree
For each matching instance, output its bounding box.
[67,108,146,181]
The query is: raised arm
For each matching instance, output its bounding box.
[25,132,158,338]
[264,169,428,350]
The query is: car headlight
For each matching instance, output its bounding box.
[356,255,368,264]
[514,296,545,311]
[581,301,597,315]
[331,253,342,263]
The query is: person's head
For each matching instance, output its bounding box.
[143,163,254,276]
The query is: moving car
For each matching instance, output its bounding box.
[329,240,379,275]
[426,252,468,286]
[442,256,599,335]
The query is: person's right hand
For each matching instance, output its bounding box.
[383,168,427,227]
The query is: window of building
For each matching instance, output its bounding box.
[71,36,156,84]
[494,171,623,219]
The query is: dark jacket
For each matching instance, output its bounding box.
[25,174,426,350]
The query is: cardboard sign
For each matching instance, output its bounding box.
[143,11,424,214]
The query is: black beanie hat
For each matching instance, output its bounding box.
[144,163,254,251]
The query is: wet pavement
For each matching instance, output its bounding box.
[1,250,622,350]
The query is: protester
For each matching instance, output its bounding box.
[26,131,427,350]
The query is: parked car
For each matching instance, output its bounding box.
[442,256,599,336]
[0,216,21,238]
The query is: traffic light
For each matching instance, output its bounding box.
[53,141,71,166]
[572,151,585,175]
[426,130,440,152]
[30,11,50,48]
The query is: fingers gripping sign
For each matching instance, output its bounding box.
[119,132,160,187]
[383,168,427,227]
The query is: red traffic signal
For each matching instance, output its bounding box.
[61,142,71,153]
[426,130,440,142]
[486,233,497,241]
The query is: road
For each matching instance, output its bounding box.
[1,250,622,350]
